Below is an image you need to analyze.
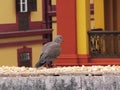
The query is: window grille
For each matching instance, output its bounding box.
[17,46,32,67]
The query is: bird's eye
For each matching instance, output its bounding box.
[60,37,62,39]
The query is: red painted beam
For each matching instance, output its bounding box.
[0,24,18,32]
[0,39,49,48]
[55,57,120,66]
[0,29,52,39]
[48,11,56,16]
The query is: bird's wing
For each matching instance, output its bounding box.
[40,42,61,62]
[35,42,61,67]
[41,42,53,53]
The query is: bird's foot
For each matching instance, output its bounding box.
[44,64,49,68]
[45,64,56,68]
[52,64,57,68]
[48,64,53,68]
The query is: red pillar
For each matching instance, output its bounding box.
[55,0,78,66]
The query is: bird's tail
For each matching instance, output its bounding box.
[34,61,46,68]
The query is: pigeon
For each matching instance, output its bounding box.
[35,35,63,68]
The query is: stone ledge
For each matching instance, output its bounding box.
[0,76,119,90]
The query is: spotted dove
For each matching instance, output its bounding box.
[35,35,63,68]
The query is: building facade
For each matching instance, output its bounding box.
[0,0,120,66]
[56,0,120,66]
[0,0,56,66]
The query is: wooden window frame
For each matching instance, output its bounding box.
[17,46,32,67]
[16,0,37,12]
[20,0,28,12]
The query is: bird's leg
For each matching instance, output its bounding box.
[44,64,48,68]
[44,61,52,68]
[52,63,57,67]
[48,61,53,68]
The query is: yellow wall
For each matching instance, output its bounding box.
[94,0,104,29]
[51,0,57,38]
[31,0,43,21]
[52,0,56,5]
[76,0,90,54]
[0,44,43,67]
[0,0,16,24]
[30,0,57,22]
[28,44,43,66]
[52,17,57,39]
[0,35,43,67]
[0,0,45,23]
[0,47,18,66]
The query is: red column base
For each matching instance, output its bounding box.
[55,54,90,66]
[77,54,90,64]
[55,54,78,66]
[55,54,120,66]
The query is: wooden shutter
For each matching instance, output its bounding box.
[18,13,29,30]
[16,0,20,12]
[28,0,37,11]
